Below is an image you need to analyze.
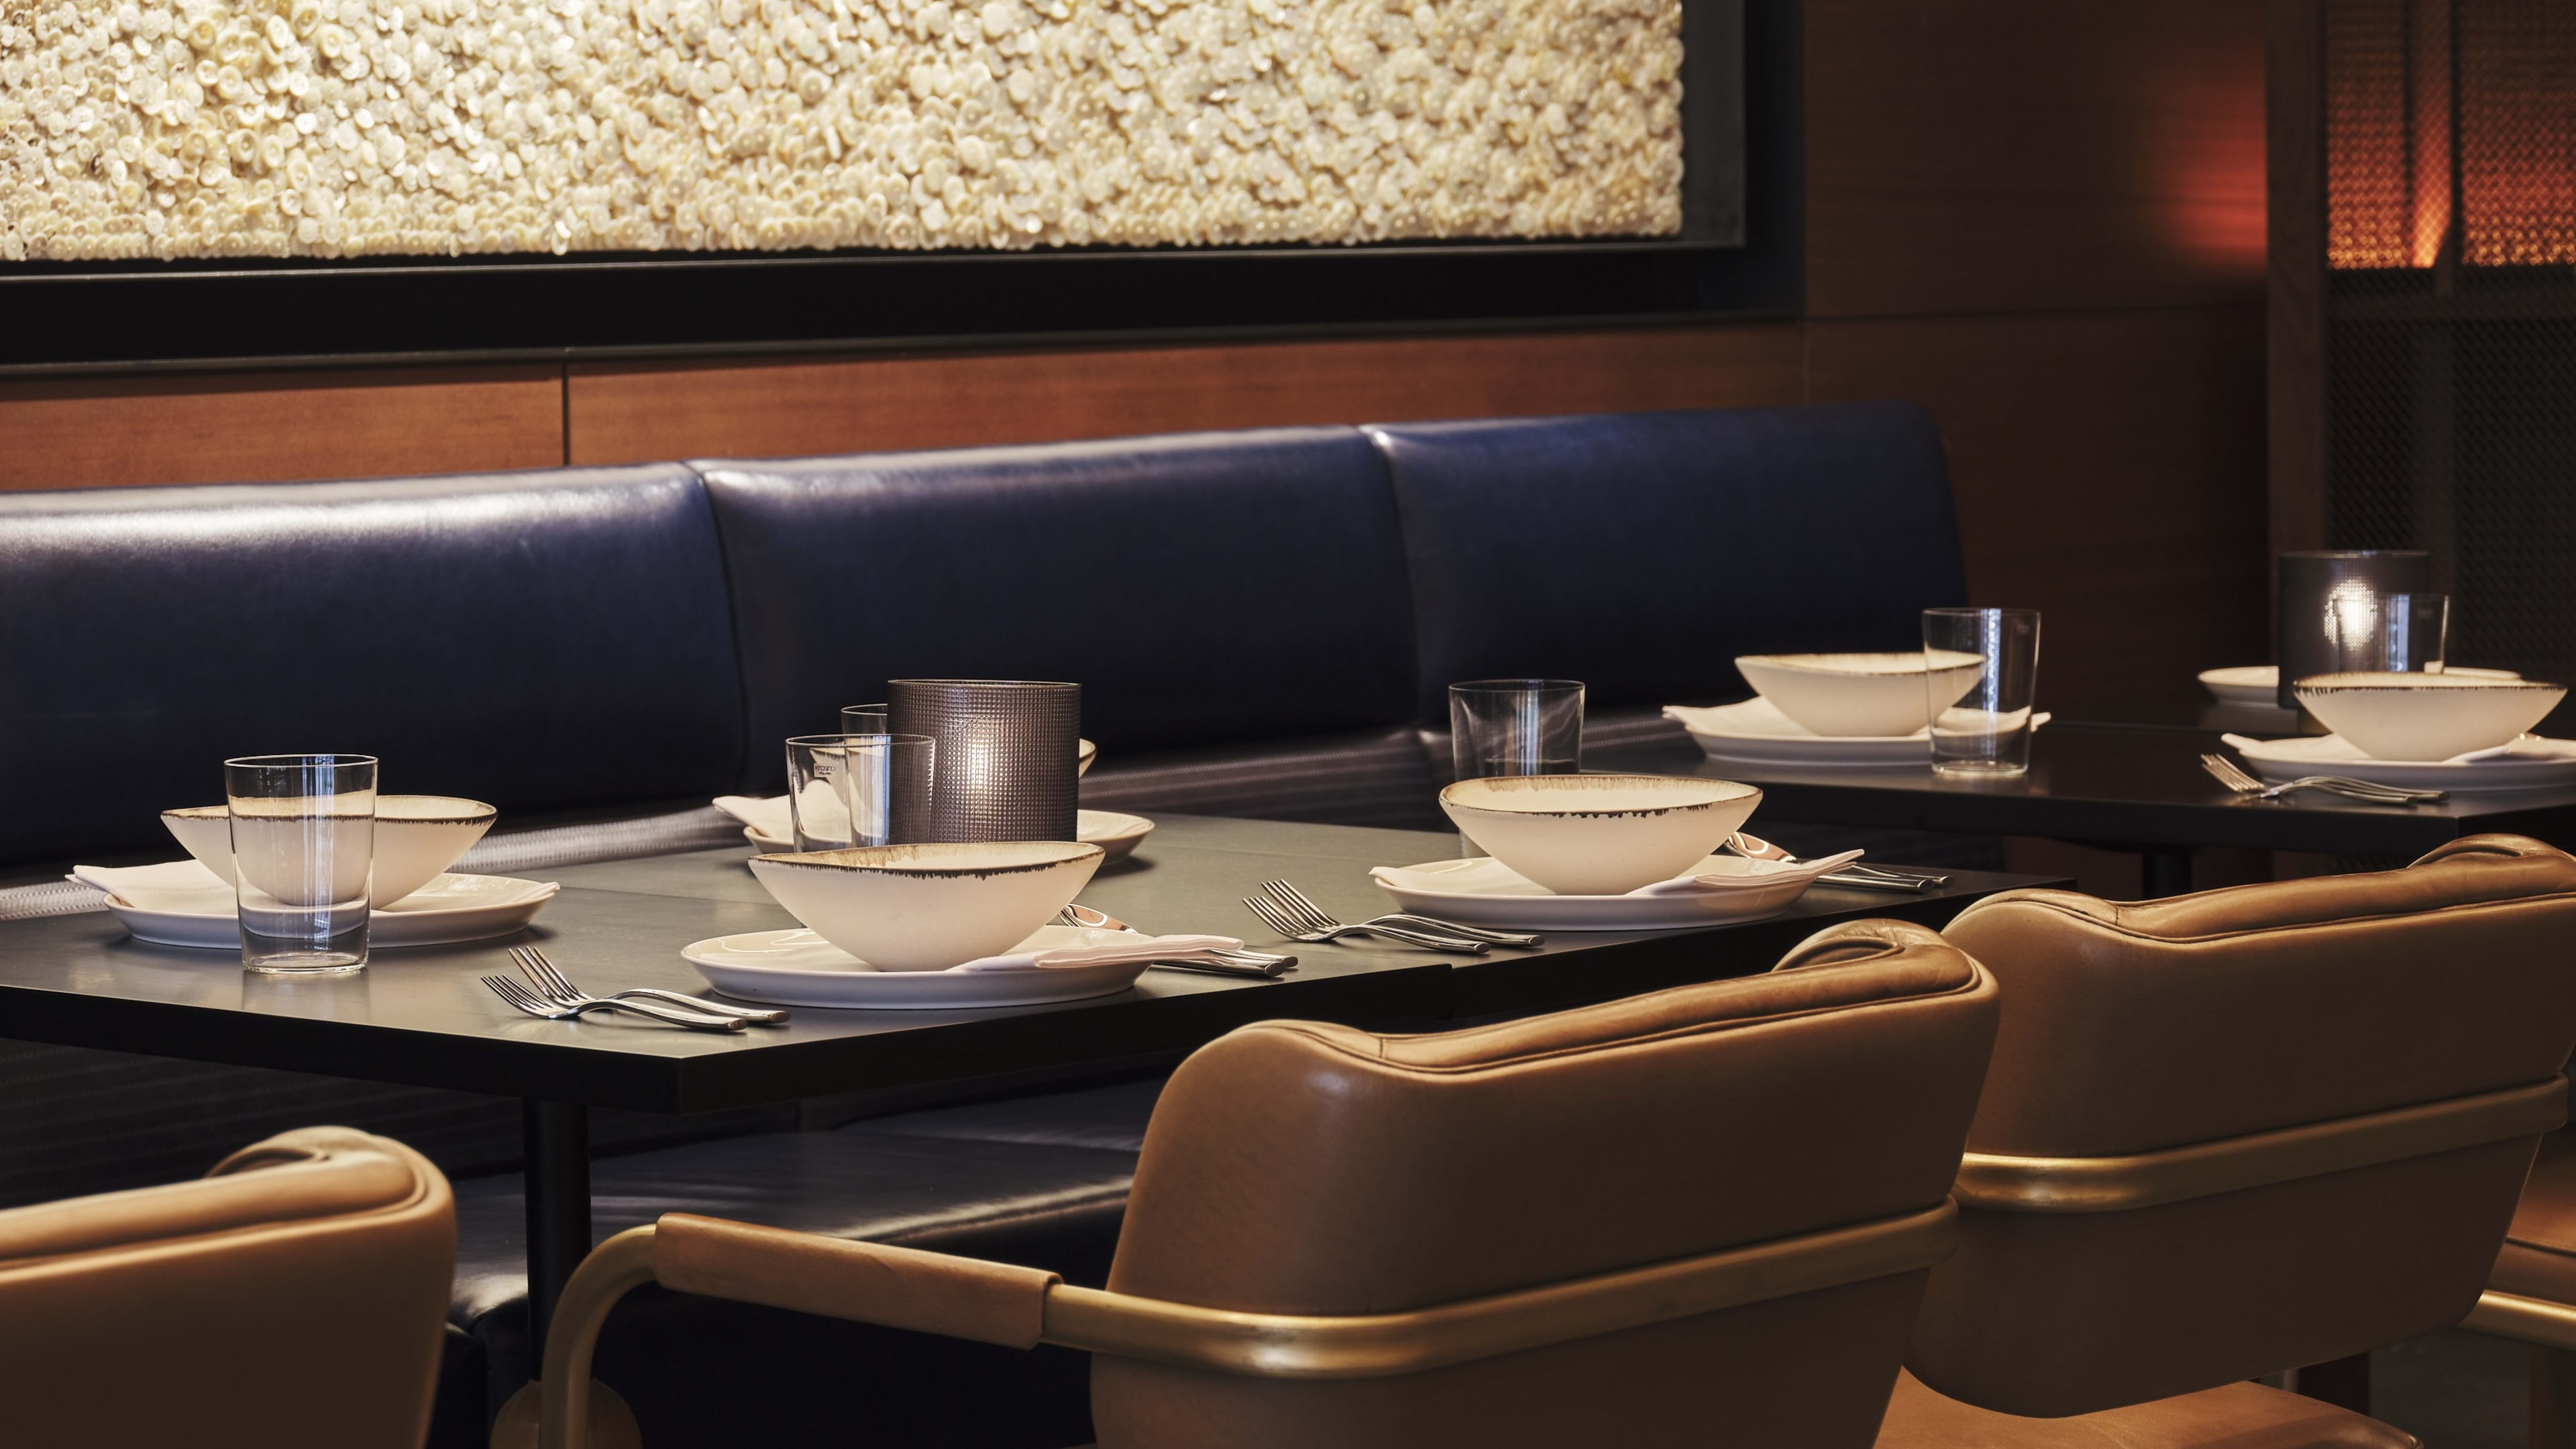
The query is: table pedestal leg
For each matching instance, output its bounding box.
[524,1099,592,1354]
[2139,847,2194,899]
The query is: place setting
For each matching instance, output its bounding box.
[680,681,1287,1012]
[1295,678,1962,941]
[72,756,558,960]
[2204,561,2576,800]
[1662,609,2052,771]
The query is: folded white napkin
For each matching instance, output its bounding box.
[712,794,797,840]
[68,859,233,907]
[1622,849,1865,896]
[2221,732,2576,765]
[950,930,1247,973]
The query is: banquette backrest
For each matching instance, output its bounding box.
[0,402,1962,867]
[0,466,742,865]
[1368,402,1966,720]
[694,427,1421,794]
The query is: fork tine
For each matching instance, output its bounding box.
[1242,896,1305,938]
[1266,881,1340,931]
[2199,754,2259,792]
[1259,881,1334,932]
[517,945,583,1002]
[482,976,553,1018]
[506,947,572,1006]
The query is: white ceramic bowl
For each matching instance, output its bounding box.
[370,796,498,906]
[1438,774,1764,896]
[1078,739,1097,777]
[162,795,496,907]
[1734,651,1986,738]
[2292,673,2566,761]
[747,840,1105,971]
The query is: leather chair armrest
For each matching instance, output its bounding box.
[515,1201,1962,1448]
[655,1212,1059,1348]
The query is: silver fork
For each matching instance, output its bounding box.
[1242,893,1489,953]
[510,945,788,1026]
[2198,753,2447,804]
[1052,907,1297,978]
[482,975,749,1032]
[1258,880,1542,949]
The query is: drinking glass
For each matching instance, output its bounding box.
[2317,590,2449,676]
[840,702,888,735]
[1923,609,2041,778]
[1449,680,1586,782]
[225,754,376,974]
[2276,551,2431,707]
[788,734,933,851]
[837,734,936,848]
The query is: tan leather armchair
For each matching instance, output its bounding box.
[2462,1072,2576,1446]
[515,920,2000,1448]
[1876,834,2576,1448]
[0,1124,456,1448]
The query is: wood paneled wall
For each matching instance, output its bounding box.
[0,1,2271,710]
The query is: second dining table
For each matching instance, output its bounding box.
[1592,717,2576,896]
[0,810,2060,1350]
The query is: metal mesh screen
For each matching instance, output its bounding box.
[2324,0,2576,688]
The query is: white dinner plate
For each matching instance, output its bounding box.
[682,923,1151,1009]
[2200,663,2520,707]
[1662,698,2050,768]
[1368,853,1847,930]
[86,865,559,950]
[733,807,1154,863]
[2220,733,2576,792]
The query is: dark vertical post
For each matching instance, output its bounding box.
[2268,0,2331,572]
[2295,1352,2372,1413]
[524,1098,592,1355]
[2139,847,2196,899]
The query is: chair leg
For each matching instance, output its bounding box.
[2533,1346,2576,1449]
[2294,1352,2371,1412]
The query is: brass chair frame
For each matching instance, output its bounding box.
[515,1200,1961,1449]
[1954,1077,2567,1214]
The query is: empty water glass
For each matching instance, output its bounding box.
[1923,609,2041,778]
[1449,680,1586,782]
[840,702,889,735]
[2318,591,2449,676]
[838,733,936,848]
[226,754,376,974]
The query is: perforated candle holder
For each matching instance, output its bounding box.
[888,680,1081,844]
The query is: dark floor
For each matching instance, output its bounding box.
[2374,1330,2526,1448]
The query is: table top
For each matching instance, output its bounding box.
[1593,726,2576,855]
[0,814,2054,1114]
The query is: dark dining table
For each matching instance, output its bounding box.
[0,812,2059,1348]
[1592,714,2576,896]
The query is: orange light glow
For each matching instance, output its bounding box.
[2328,0,2576,270]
